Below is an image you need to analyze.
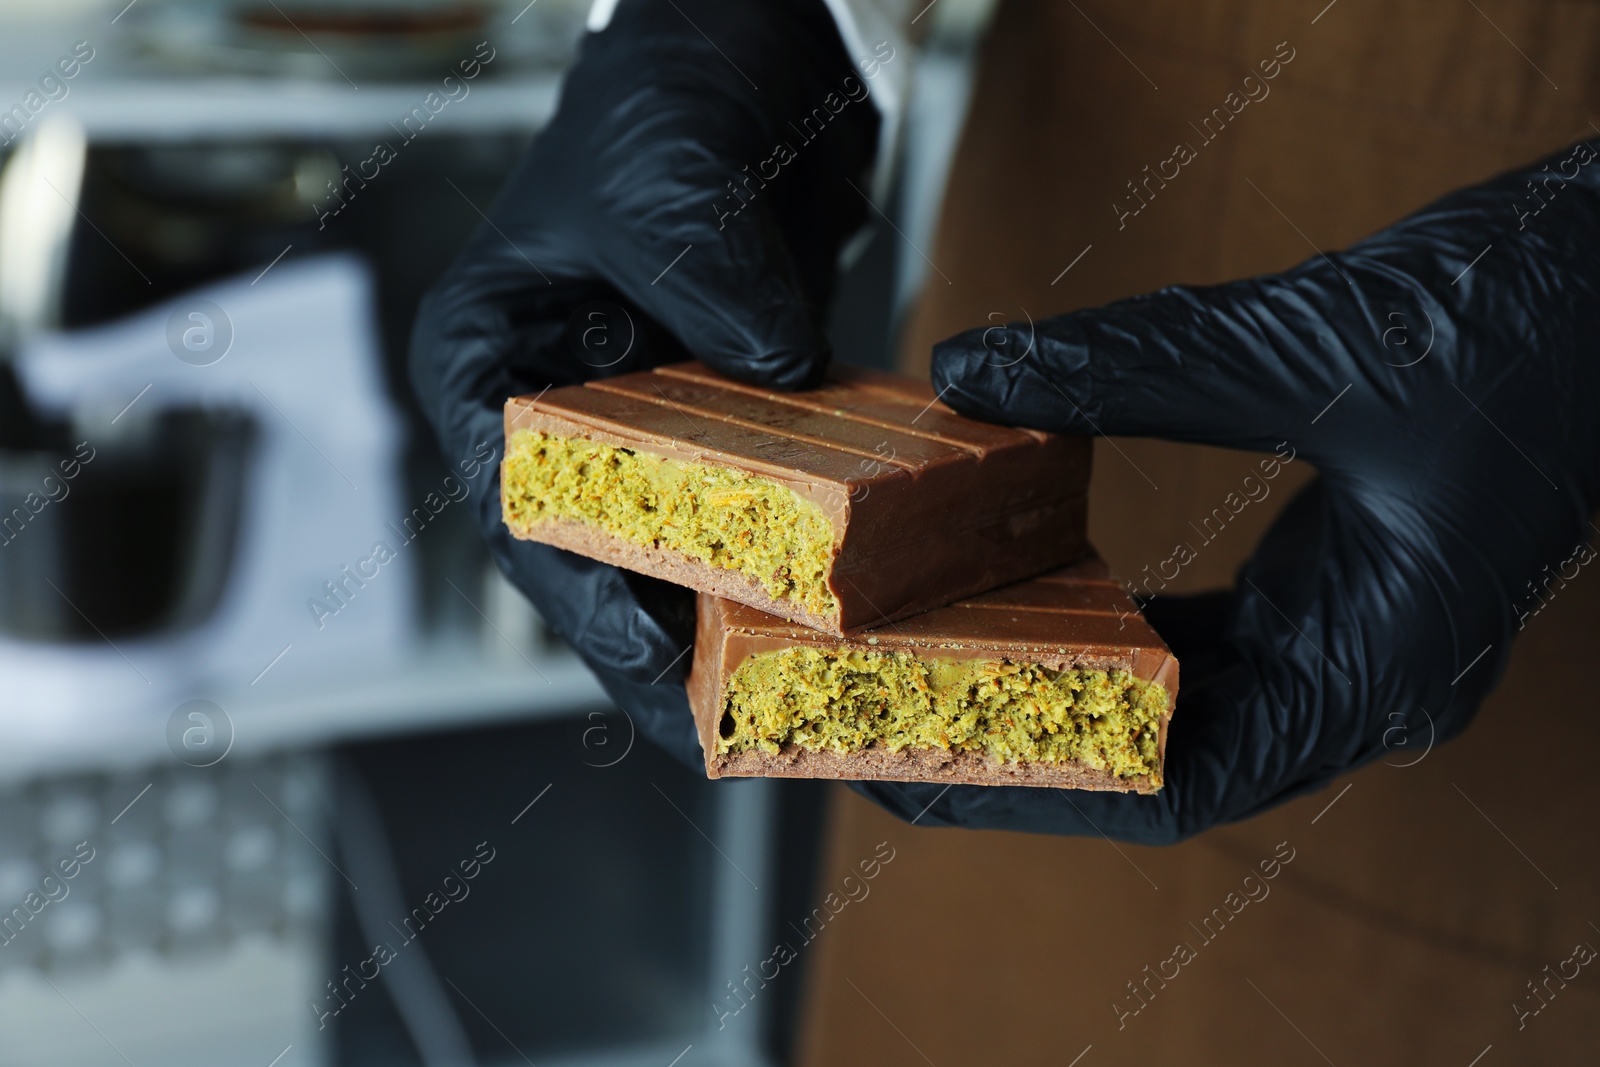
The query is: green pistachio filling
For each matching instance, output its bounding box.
[502,428,838,617]
[720,647,1166,780]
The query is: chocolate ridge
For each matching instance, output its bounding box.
[585,377,945,471]
[652,364,1018,455]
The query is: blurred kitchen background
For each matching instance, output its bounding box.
[0,1,992,1063]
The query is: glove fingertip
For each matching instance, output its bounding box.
[931,326,1044,427]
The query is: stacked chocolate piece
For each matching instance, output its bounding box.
[501,362,1177,792]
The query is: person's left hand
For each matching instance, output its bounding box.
[853,137,1600,844]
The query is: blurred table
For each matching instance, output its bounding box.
[0,637,607,785]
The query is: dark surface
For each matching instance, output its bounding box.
[330,716,716,1063]
[328,716,832,1065]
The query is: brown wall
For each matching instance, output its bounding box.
[794,0,1600,1061]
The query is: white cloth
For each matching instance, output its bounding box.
[6,255,415,741]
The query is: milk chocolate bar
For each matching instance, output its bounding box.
[501,362,1090,635]
[688,554,1178,792]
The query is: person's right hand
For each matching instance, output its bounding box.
[410,0,881,763]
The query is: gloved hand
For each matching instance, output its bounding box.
[855,138,1600,844]
[409,0,879,763]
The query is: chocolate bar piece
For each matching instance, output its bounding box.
[688,554,1177,792]
[501,362,1089,635]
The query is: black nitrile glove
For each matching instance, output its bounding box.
[852,138,1600,844]
[410,0,878,764]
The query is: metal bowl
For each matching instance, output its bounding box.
[0,407,255,641]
